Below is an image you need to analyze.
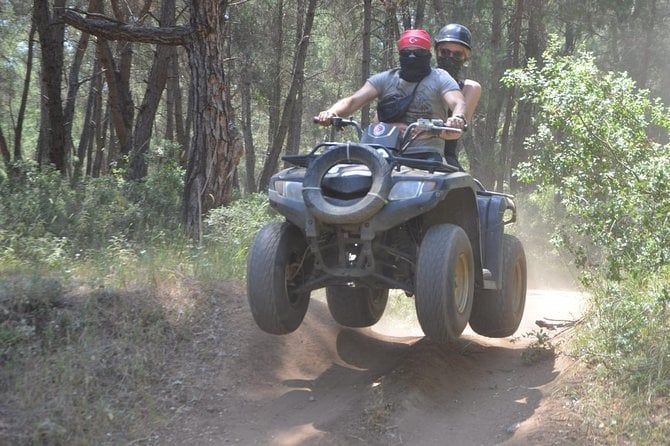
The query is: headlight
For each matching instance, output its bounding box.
[273,180,303,200]
[388,181,436,200]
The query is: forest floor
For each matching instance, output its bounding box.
[151,284,587,446]
[2,267,591,445]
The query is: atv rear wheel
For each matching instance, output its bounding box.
[469,234,527,338]
[326,285,389,327]
[415,224,475,343]
[247,222,311,334]
[302,144,392,224]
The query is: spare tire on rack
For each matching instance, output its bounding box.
[302,144,392,224]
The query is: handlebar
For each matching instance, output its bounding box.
[313,117,464,153]
[313,116,363,139]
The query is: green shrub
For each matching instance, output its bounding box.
[200,193,280,279]
[0,159,185,262]
[503,38,670,280]
[503,37,670,442]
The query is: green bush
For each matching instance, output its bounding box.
[0,159,185,264]
[503,37,670,441]
[201,193,280,279]
[503,38,670,280]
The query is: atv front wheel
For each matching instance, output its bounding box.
[326,285,389,327]
[469,234,527,338]
[415,224,474,343]
[247,222,311,334]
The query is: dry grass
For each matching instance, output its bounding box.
[0,270,212,445]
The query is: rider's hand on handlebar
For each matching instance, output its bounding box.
[316,110,338,126]
[445,115,465,130]
[440,115,466,140]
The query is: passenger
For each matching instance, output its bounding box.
[434,23,481,170]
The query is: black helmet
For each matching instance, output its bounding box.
[434,24,472,50]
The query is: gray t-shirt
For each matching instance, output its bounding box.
[367,68,460,125]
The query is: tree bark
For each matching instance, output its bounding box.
[14,21,36,162]
[360,0,372,129]
[127,0,176,180]
[382,1,399,70]
[34,0,67,173]
[471,0,505,188]
[74,55,100,181]
[285,0,307,158]
[497,0,524,192]
[240,68,256,194]
[96,39,133,158]
[265,0,284,183]
[257,0,317,191]
[62,9,191,44]
[181,0,239,239]
[0,125,10,166]
[510,0,545,193]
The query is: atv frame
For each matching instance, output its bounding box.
[247,118,527,343]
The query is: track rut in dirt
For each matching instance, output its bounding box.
[156,288,584,445]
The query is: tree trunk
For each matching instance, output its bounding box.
[382,1,399,70]
[510,0,545,193]
[0,125,9,166]
[360,0,372,129]
[257,0,317,191]
[92,83,107,178]
[240,69,256,194]
[285,0,307,158]
[414,0,426,28]
[64,15,92,177]
[165,46,188,162]
[34,0,67,173]
[497,0,524,192]
[181,0,239,239]
[97,39,133,159]
[127,0,176,180]
[14,21,36,161]
[74,55,99,181]
[470,0,504,187]
[265,0,284,178]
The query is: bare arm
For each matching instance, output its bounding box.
[317,82,379,125]
[462,79,481,124]
[441,89,467,140]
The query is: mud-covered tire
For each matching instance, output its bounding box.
[247,222,311,334]
[415,224,474,343]
[469,234,527,338]
[326,285,389,328]
[303,144,391,224]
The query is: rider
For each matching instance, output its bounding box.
[434,24,481,170]
[317,29,467,161]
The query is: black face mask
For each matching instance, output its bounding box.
[437,56,464,79]
[399,53,432,82]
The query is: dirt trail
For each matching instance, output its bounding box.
[156,288,585,446]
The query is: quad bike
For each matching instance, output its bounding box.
[246,117,527,343]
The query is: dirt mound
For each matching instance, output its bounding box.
[156,287,585,445]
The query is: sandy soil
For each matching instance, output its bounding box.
[153,284,587,446]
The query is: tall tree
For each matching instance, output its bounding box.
[510,0,545,192]
[33,0,67,173]
[13,21,36,161]
[64,0,239,238]
[257,0,318,191]
[127,0,176,180]
[180,0,239,238]
[360,0,372,129]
